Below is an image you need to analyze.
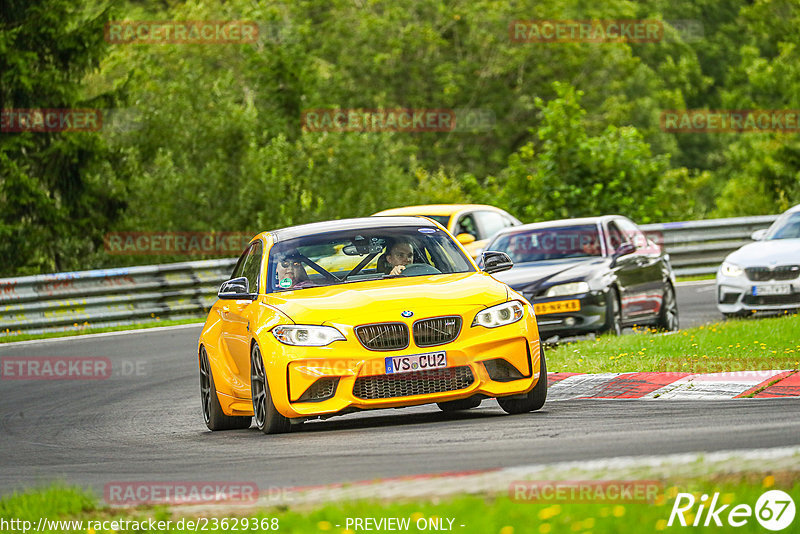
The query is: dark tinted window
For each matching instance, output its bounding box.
[488,225,602,262]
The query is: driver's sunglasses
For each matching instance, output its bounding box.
[279,259,302,268]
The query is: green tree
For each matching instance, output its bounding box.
[0,0,128,275]
[498,83,671,223]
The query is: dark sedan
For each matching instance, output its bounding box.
[484,216,679,339]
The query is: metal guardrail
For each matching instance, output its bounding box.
[641,214,778,277]
[0,259,236,336]
[0,214,781,337]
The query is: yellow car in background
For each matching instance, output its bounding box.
[198,216,546,434]
[372,204,521,258]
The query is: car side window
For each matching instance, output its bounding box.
[606,222,629,251]
[231,247,250,279]
[615,218,647,250]
[474,211,508,239]
[241,241,263,294]
[454,214,479,239]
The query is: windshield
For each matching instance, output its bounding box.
[488,225,603,263]
[766,211,800,239]
[268,226,474,291]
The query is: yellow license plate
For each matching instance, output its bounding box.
[534,299,581,315]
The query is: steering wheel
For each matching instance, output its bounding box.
[399,263,441,276]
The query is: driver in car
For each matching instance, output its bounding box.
[380,240,414,276]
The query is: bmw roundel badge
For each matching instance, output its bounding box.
[401,310,413,318]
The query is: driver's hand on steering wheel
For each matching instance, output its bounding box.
[389,264,406,276]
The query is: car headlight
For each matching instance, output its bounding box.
[720,262,744,277]
[272,325,345,346]
[545,281,590,298]
[472,301,525,328]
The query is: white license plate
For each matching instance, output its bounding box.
[752,284,792,296]
[386,351,447,374]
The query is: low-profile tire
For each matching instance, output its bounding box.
[656,283,679,331]
[497,348,547,414]
[199,347,251,431]
[437,396,482,412]
[601,287,622,336]
[250,343,292,435]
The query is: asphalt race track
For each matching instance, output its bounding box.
[2,279,798,497]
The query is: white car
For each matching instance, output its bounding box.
[716,204,800,318]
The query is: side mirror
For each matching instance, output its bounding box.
[218,277,256,300]
[610,243,636,267]
[456,233,476,245]
[750,229,768,241]
[480,251,513,274]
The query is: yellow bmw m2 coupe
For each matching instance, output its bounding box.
[198,217,546,434]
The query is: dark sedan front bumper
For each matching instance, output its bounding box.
[523,290,608,339]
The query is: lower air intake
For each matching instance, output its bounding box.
[352,366,474,400]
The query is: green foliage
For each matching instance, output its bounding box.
[3,0,800,275]
[499,83,670,223]
[0,0,130,275]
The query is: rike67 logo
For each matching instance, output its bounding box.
[668,490,795,530]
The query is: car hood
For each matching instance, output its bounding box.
[265,272,509,325]
[724,239,800,267]
[493,258,609,291]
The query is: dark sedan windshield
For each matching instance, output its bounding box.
[766,212,800,239]
[268,226,474,291]
[488,225,602,263]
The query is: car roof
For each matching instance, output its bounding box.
[787,204,800,214]
[497,216,618,232]
[263,216,439,242]
[373,204,507,217]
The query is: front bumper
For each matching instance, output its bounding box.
[523,290,607,338]
[716,274,800,314]
[238,307,542,419]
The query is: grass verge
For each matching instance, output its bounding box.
[1,472,796,533]
[547,314,800,374]
[0,318,203,344]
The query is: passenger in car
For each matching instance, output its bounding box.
[276,253,310,288]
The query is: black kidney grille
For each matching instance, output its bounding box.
[746,265,800,281]
[413,316,462,347]
[352,366,474,400]
[355,323,409,351]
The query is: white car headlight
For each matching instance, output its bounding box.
[545,281,590,298]
[720,262,744,277]
[472,301,525,328]
[272,325,345,346]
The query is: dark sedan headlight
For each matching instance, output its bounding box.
[544,281,589,298]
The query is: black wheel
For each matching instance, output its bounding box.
[199,347,251,431]
[250,343,292,434]
[601,287,622,336]
[497,348,547,414]
[437,396,482,412]
[656,283,679,331]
